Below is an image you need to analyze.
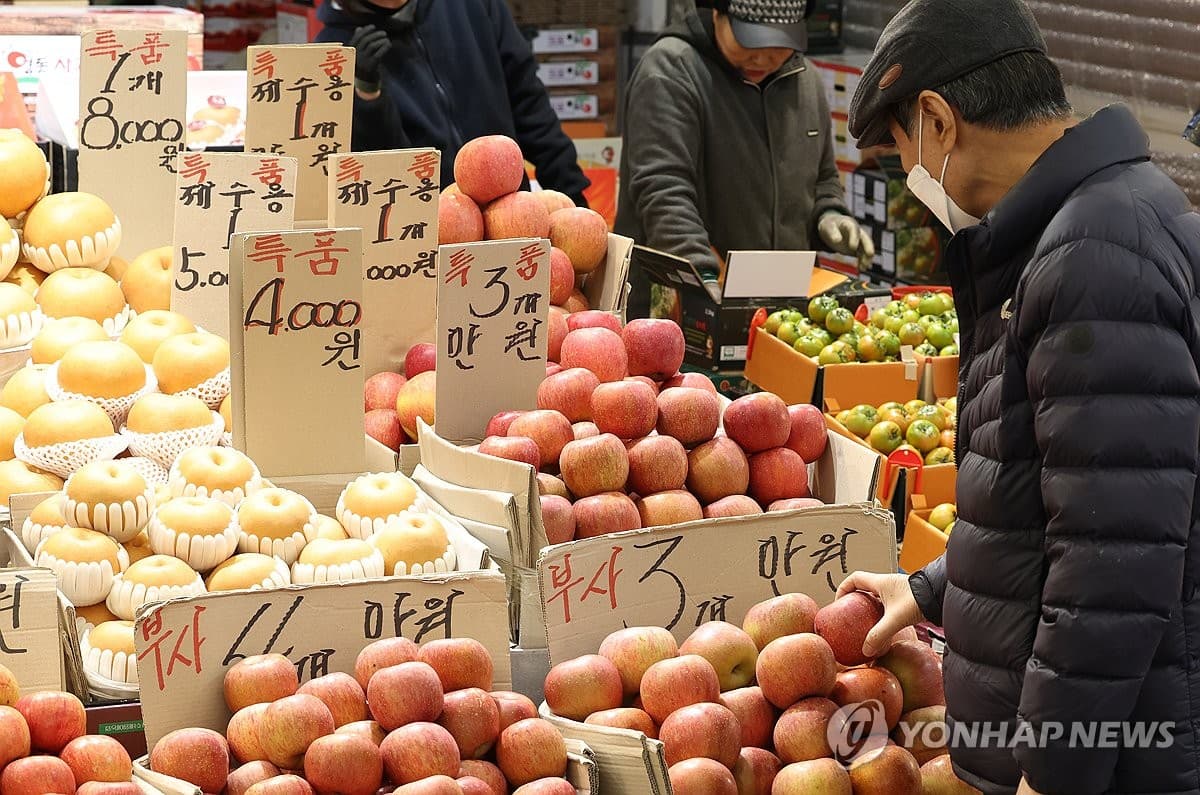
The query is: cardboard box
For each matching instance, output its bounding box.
[919,352,960,401]
[901,507,948,574]
[86,701,147,760]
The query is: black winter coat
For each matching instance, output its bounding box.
[910,105,1200,795]
[314,0,590,204]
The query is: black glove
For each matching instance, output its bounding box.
[349,25,391,93]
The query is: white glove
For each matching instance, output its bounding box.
[819,212,876,267]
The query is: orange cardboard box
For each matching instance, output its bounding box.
[901,506,949,573]
[918,352,960,400]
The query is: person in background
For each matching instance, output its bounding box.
[315,0,591,204]
[838,1,1200,794]
[616,0,873,283]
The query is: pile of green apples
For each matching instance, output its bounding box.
[833,397,957,465]
[764,292,958,365]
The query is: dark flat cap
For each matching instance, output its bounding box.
[848,0,1046,149]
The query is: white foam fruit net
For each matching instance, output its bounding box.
[177,368,231,410]
[15,433,129,479]
[0,308,44,349]
[123,413,225,470]
[119,456,170,485]
[46,362,158,428]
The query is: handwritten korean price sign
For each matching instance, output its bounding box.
[0,568,63,695]
[536,506,897,663]
[78,29,187,256]
[329,150,440,376]
[245,45,354,224]
[172,153,298,340]
[435,239,551,444]
[228,228,365,477]
[134,572,510,747]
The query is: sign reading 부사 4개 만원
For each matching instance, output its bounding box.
[245,44,354,224]
[434,239,551,445]
[328,150,440,377]
[78,29,187,257]
[227,228,366,478]
[171,152,298,341]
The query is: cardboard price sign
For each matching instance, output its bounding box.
[435,239,551,444]
[134,573,511,748]
[172,152,298,340]
[328,150,440,376]
[228,228,365,478]
[245,45,354,224]
[536,505,897,662]
[0,568,63,695]
[78,29,187,257]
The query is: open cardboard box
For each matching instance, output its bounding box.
[532,434,897,793]
[901,504,949,574]
[918,352,960,401]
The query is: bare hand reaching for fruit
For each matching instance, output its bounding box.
[836,572,924,658]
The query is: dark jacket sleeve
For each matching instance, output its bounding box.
[486,0,590,205]
[623,71,720,275]
[809,77,849,236]
[314,24,412,152]
[1011,239,1199,794]
[910,554,946,627]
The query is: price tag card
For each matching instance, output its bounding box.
[134,572,510,748]
[537,506,897,663]
[329,150,439,375]
[0,568,63,695]
[172,152,298,340]
[245,45,354,224]
[435,239,551,445]
[78,29,187,256]
[228,228,366,477]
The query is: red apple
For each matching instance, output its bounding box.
[755,633,837,709]
[405,343,437,379]
[512,779,575,795]
[75,784,140,795]
[597,626,679,696]
[919,753,981,794]
[303,733,382,795]
[774,697,838,763]
[747,447,809,505]
[703,495,763,519]
[591,380,657,439]
[0,705,29,769]
[438,192,484,245]
[661,372,718,394]
[548,207,608,274]
[536,473,571,499]
[244,774,314,794]
[228,702,271,763]
[537,368,600,422]
[622,319,685,381]
[547,307,569,363]
[896,706,948,765]
[490,691,538,731]
[438,688,500,759]
[560,327,626,383]
[0,756,75,795]
[0,663,16,707]
[847,745,921,795]
[723,394,790,454]
[14,691,85,754]
[485,410,525,438]
[667,758,737,795]
[772,759,851,794]
[572,492,641,539]
[718,687,775,749]
[366,409,404,451]
[539,495,576,545]
[549,248,575,306]
[380,722,460,785]
[679,621,758,692]
[566,288,592,314]
[495,718,568,787]
[453,137,523,203]
[365,372,407,412]
[396,371,436,440]
[458,760,506,795]
[418,638,494,692]
[785,404,827,462]
[636,489,703,528]
[259,693,336,770]
[226,761,281,795]
[656,388,720,447]
[742,594,819,650]
[814,592,886,667]
[565,310,622,334]
[659,702,741,768]
[224,654,300,713]
[878,641,945,713]
[60,735,131,786]
[508,410,573,469]
[584,707,658,738]
[483,191,551,240]
[299,672,367,728]
[767,498,823,512]
[572,420,599,440]
[546,362,563,376]
[368,661,444,730]
[626,375,660,394]
[639,654,720,724]
[458,775,494,795]
[625,435,688,496]
[354,637,420,689]
[559,433,629,498]
[391,776,462,795]
[150,727,230,793]
[733,747,781,795]
[544,654,623,721]
[831,667,904,730]
[336,720,387,747]
[686,437,750,504]
[478,436,541,469]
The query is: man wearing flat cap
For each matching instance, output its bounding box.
[837,1,1200,794]
[616,0,873,282]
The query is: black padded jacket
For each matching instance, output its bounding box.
[909,104,1200,795]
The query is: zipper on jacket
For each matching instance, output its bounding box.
[412,29,464,151]
[953,338,969,466]
[747,65,805,249]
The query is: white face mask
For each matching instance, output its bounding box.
[906,113,981,233]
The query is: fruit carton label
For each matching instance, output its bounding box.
[531,28,599,54]
[171,152,299,341]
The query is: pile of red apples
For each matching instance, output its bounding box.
[0,663,139,795]
[149,637,575,795]
[479,314,830,543]
[439,134,610,316]
[364,342,438,453]
[542,592,979,795]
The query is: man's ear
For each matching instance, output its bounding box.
[917,90,957,151]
